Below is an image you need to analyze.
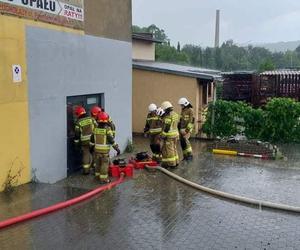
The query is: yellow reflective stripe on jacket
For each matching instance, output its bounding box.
[81,134,91,141]
[162,129,179,137]
[95,144,110,150]
[149,128,162,134]
[94,128,107,135]
[183,115,190,120]
[79,118,94,127]
[162,155,178,162]
[147,117,159,121]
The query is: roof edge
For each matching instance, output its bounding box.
[133,63,216,81]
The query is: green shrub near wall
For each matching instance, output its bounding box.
[203,98,300,143]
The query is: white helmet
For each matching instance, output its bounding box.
[148,103,157,112]
[156,107,165,117]
[161,101,173,111]
[178,97,190,107]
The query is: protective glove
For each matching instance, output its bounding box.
[113,144,121,156]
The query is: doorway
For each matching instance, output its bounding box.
[67,93,104,175]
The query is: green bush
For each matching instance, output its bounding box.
[261,98,300,142]
[203,98,300,143]
[203,100,242,137]
[242,106,265,139]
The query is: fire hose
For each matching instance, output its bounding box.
[0,174,124,230]
[147,166,300,213]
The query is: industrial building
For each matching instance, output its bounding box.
[0,0,132,190]
[132,33,221,135]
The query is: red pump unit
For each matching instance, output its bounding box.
[109,159,134,177]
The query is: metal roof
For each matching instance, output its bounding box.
[260,70,300,76]
[132,33,163,44]
[222,71,255,76]
[133,60,222,81]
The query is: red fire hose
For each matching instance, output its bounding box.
[0,174,124,230]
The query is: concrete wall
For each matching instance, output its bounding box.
[84,0,132,42]
[132,69,200,134]
[0,14,82,191]
[26,27,132,183]
[132,40,155,61]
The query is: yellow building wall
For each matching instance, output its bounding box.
[133,69,200,134]
[0,15,83,191]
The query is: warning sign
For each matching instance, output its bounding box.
[0,0,84,29]
[12,65,22,83]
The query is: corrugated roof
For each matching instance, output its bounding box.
[260,70,300,76]
[132,33,163,43]
[133,60,221,81]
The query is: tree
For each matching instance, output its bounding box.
[177,42,181,52]
[133,24,300,71]
[156,44,189,64]
[132,24,169,43]
[259,59,275,72]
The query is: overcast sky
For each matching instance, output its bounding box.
[133,0,300,47]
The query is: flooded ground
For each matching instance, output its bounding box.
[0,137,300,250]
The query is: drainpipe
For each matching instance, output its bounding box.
[211,80,217,138]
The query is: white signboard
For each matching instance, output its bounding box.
[12,65,22,83]
[0,0,84,22]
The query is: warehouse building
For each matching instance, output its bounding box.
[0,0,132,190]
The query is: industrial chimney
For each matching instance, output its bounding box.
[215,10,220,48]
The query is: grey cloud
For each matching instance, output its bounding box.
[133,0,300,46]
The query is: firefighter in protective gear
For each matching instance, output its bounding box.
[160,101,180,168]
[91,106,116,139]
[90,106,102,170]
[144,104,163,162]
[178,97,194,160]
[99,108,117,139]
[90,112,120,183]
[74,106,97,174]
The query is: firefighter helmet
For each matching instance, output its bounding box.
[178,97,190,107]
[75,106,86,117]
[91,106,102,118]
[156,107,165,117]
[97,112,109,123]
[148,103,157,112]
[161,101,173,110]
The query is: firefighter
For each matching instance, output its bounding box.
[178,97,195,161]
[90,106,102,174]
[160,101,180,168]
[144,104,163,162]
[99,108,117,139]
[91,106,116,138]
[74,106,97,174]
[90,112,120,183]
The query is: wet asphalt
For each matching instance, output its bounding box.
[0,137,300,250]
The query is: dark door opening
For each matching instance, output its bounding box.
[67,94,104,176]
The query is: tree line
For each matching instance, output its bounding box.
[133,24,300,72]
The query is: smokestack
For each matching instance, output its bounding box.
[215,9,220,48]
